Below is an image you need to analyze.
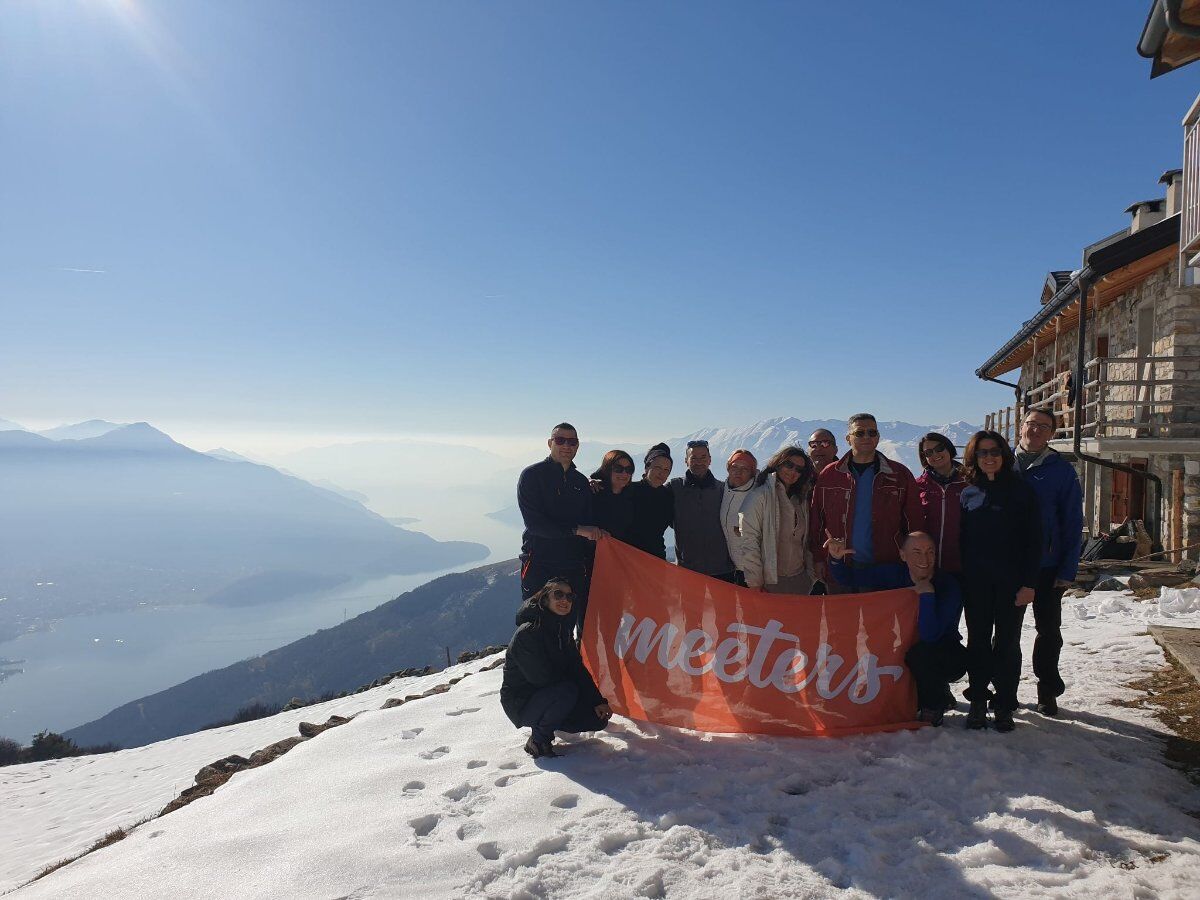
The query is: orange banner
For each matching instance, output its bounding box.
[582,539,921,736]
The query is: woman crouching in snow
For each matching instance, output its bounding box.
[500,578,613,757]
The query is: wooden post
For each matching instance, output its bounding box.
[1097,358,1107,438]
[1173,469,1185,563]
[1004,407,1012,445]
[444,646,452,668]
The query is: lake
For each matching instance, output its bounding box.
[0,511,521,744]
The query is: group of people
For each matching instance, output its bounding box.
[501,410,1083,755]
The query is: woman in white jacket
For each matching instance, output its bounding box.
[737,446,815,594]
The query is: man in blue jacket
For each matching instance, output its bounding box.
[826,531,966,726]
[517,423,605,627]
[1016,408,1083,717]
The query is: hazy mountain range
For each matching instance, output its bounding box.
[0,421,487,641]
[65,558,519,748]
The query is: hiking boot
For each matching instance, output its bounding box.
[1036,697,1058,716]
[994,708,1015,733]
[942,687,958,711]
[965,701,989,730]
[523,737,543,758]
[917,708,945,727]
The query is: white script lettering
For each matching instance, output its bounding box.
[612,612,903,704]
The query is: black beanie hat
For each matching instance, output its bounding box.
[644,443,672,468]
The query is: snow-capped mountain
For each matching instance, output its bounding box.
[0,417,26,432]
[5,590,1200,897]
[669,417,981,473]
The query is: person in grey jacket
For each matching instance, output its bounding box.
[668,440,736,581]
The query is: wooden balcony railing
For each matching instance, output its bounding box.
[983,355,1200,444]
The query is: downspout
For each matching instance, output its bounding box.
[1071,274,1164,544]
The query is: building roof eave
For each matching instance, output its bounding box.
[975,214,1181,380]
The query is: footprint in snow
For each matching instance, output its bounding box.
[780,778,809,796]
[551,793,579,809]
[442,782,475,801]
[466,759,487,769]
[419,746,450,760]
[495,771,543,787]
[476,841,501,860]
[445,707,481,717]
[497,761,520,771]
[457,821,484,840]
[403,781,425,794]
[399,728,424,740]
[410,814,439,837]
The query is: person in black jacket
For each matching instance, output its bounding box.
[590,450,637,542]
[625,443,674,559]
[500,578,612,758]
[517,423,605,625]
[958,430,1042,733]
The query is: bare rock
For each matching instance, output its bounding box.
[1129,569,1195,590]
[248,736,305,767]
[194,754,251,784]
[381,698,407,709]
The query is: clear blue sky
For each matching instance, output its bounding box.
[2,1,1196,445]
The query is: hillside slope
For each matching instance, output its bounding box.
[7,589,1200,898]
[63,560,521,749]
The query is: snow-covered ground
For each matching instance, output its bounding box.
[4,589,1200,899]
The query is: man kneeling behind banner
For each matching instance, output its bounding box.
[581,539,920,736]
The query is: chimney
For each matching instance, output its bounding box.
[1125,198,1166,233]
[1160,168,1184,216]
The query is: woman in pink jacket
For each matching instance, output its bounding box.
[915,432,967,575]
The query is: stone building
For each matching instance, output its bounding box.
[975,177,1200,560]
[969,3,1200,563]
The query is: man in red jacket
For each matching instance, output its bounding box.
[810,413,924,593]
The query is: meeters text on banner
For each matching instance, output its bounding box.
[581,539,922,736]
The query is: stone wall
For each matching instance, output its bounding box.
[1018,259,1200,437]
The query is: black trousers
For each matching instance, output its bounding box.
[904,636,968,710]
[516,682,607,745]
[963,578,1028,711]
[520,556,591,630]
[1032,566,1066,698]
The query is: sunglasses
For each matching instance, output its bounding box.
[549,588,576,602]
[1024,421,1054,433]
[728,463,754,474]
[851,429,880,438]
[551,436,579,447]
[686,440,709,449]
[779,460,808,473]
[611,463,634,475]
[808,439,833,448]
[975,448,1004,459]
[923,445,948,456]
